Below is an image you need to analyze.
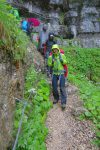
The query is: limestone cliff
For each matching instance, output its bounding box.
[7,0,100,47]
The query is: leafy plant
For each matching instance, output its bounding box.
[0,0,29,60]
[62,44,100,146]
[14,67,52,150]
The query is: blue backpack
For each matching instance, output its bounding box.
[22,20,28,31]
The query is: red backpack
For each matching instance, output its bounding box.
[50,49,68,78]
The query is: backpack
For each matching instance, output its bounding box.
[22,20,28,31]
[50,49,68,78]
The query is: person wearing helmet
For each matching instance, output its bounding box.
[38,24,48,55]
[45,33,56,76]
[46,33,56,55]
[10,8,20,20]
[48,44,67,110]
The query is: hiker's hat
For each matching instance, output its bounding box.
[52,44,60,51]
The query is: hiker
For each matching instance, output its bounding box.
[13,8,20,20]
[27,21,33,38]
[45,33,56,76]
[38,24,48,55]
[48,44,67,110]
[10,8,20,20]
[45,33,56,58]
[21,18,31,37]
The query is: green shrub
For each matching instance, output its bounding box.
[14,67,52,150]
[0,0,29,60]
[62,45,100,146]
[63,46,100,83]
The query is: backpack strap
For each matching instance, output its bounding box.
[59,53,67,74]
[59,53,64,64]
[59,53,62,62]
[52,54,55,66]
[52,53,62,65]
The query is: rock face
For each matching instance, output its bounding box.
[8,0,100,47]
[0,42,45,149]
[0,49,24,149]
[64,0,100,47]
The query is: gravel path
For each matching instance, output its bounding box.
[46,83,98,150]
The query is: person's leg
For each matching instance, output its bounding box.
[59,74,67,107]
[52,74,59,103]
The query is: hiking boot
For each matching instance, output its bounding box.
[61,104,66,110]
[53,99,58,104]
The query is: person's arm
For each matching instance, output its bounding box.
[60,54,67,65]
[48,56,53,67]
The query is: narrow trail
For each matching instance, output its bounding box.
[46,83,98,150]
[32,44,98,150]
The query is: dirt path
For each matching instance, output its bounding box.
[46,83,98,150]
[32,44,98,150]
